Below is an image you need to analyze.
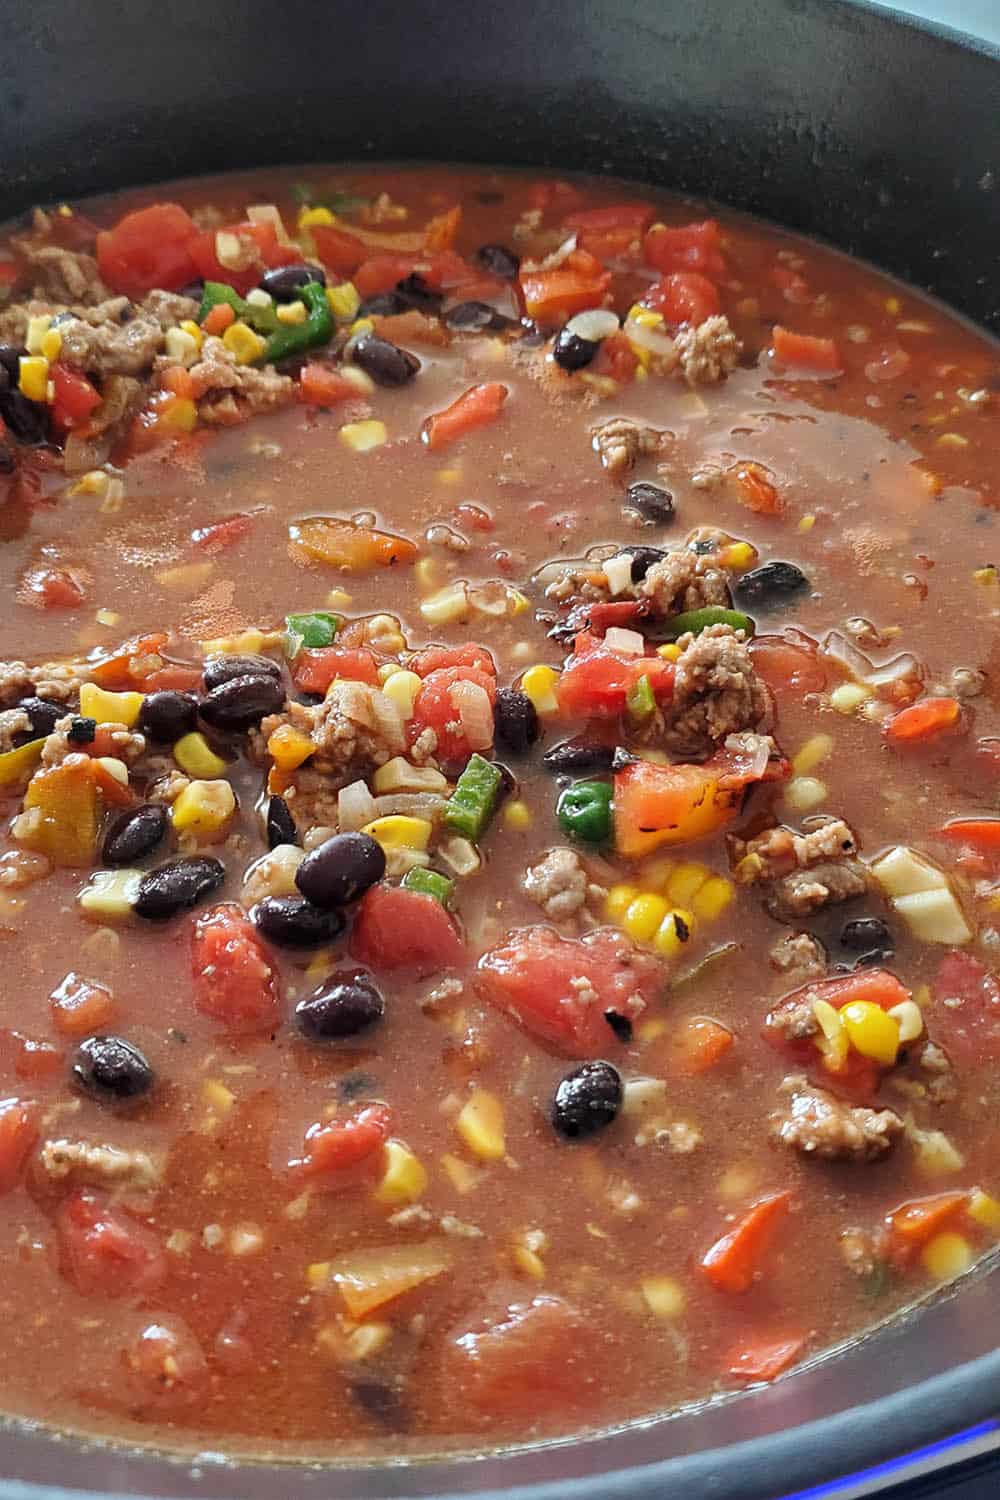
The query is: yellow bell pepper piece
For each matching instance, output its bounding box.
[0,738,45,787]
[18,758,99,867]
[374,1140,428,1206]
[267,723,315,771]
[455,1089,505,1162]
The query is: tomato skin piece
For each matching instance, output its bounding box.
[563,202,655,234]
[556,637,674,719]
[49,365,101,433]
[726,1331,806,1382]
[931,950,1000,1064]
[351,884,466,976]
[645,271,721,326]
[441,1295,601,1423]
[0,1030,62,1083]
[751,633,826,697]
[700,1191,793,1294]
[292,1103,392,1185]
[20,564,87,610]
[96,203,199,299]
[49,972,116,1038]
[292,646,379,694]
[772,324,841,374]
[408,643,496,679]
[644,219,725,277]
[57,1188,167,1297]
[478,925,660,1056]
[408,664,497,765]
[0,1097,38,1192]
[127,1316,208,1399]
[192,903,281,1033]
[938,819,1000,852]
[669,1016,734,1075]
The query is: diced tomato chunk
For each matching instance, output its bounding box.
[309,224,367,278]
[49,365,101,433]
[441,1296,601,1423]
[645,271,720,326]
[49,972,116,1038]
[478,925,661,1056]
[292,646,379,694]
[519,250,612,325]
[191,903,281,1033]
[292,1102,392,1185]
[726,1331,807,1382]
[20,563,87,610]
[0,1097,38,1192]
[700,1191,793,1293]
[751,632,827,697]
[351,884,466,976]
[556,634,674,719]
[931,950,1000,1064]
[0,1030,62,1083]
[298,363,364,407]
[353,250,473,299]
[885,697,962,745]
[669,1016,734,1075]
[772,325,841,375]
[594,331,640,382]
[885,1191,970,1268]
[424,383,508,451]
[644,219,726,278]
[563,202,655,234]
[57,1189,167,1296]
[408,664,497,765]
[96,203,200,299]
[189,220,302,297]
[127,1316,208,1397]
[407,643,497,678]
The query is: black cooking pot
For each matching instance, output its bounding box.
[2,2,999,1497]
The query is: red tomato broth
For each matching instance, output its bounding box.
[0,162,995,1460]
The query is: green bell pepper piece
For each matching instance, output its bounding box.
[556,779,613,845]
[263,282,333,364]
[283,611,341,658]
[442,754,503,842]
[662,606,755,641]
[626,673,656,722]
[401,867,455,907]
[197,281,247,323]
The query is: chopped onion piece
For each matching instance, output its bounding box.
[625,318,678,357]
[450,680,494,750]
[246,203,293,244]
[821,630,874,683]
[337,779,376,832]
[523,235,578,272]
[603,554,634,597]
[371,793,446,819]
[866,652,923,689]
[887,1000,924,1045]
[566,309,620,342]
[215,229,249,271]
[438,836,481,877]
[604,626,646,656]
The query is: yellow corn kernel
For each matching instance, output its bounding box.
[974,565,998,586]
[665,863,708,905]
[349,317,375,338]
[605,883,639,922]
[222,321,267,365]
[840,1000,900,1066]
[830,681,874,714]
[179,318,204,351]
[267,723,315,771]
[968,1189,1000,1231]
[721,541,756,570]
[159,396,198,432]
[379,670,421,719]
[202,1078,235,1117]
[657,642,682,662]
[885,295,901,315]
[201,627,278,656]
[273,299,306,326]
[504,588,529,617]
[521,665,560,715]
[692,876,735,921]
[653,908,695,958]
[783,776,828,813]
[339,419,387,452]
[623,892,670,943]
[456,1089,505,1161]
[640,1275,686,1318]
[298,205,336,227]
[18,355,49,402]
[164,326,199,365]
[922,1231,972,1280]
[174,731,228,779]
[374,1140,428,1205]
[326,282,361,320]
[512,1244,546,1281]
[420,582,469,626]
[437,467,463,485]
[361,815,432,853]
[812,998,850,1070]
[502,798,532,832]
[95,608,120,627]
[78,868,142,921]
[887,999,924,1044]
[792,733,834,777]
[25,315,53,355]
[414,556,440,592]
[798,513,816,532]
[40,328,63,362]
[170,778,236,837]
[440,1151,479,1195]
[79,683,144,728]
[306,1260,332,1290]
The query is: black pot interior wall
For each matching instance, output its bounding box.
[2,0,998,330]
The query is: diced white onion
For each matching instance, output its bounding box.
[603,554,634,597]
[438,836,481,877]
[371,793,446,819]
[866,652,923,689]
[624,318,677,357]
[887,1000,924,1045]
[245,203,293,245]
[604,626,645,656]
[523,235,578,272]
[215,230,247,271]
[566,309,620,342]
[450,681,494,751]
[337,779,376,832]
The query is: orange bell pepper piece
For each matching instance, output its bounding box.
[613,759,741,858]
[700,1191,794,1294]
[886,696,961,744]
[288,517,417,571]
[424,383,508,451]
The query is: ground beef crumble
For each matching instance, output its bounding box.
[770,931,827,984]
[662,623,768,759]
[674,314,741,386]
[772,1074,903,1161]
[732,816,867,921]
[523,848,602,922]
[591,418,664,475]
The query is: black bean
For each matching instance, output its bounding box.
[0,345,22,384]
[134,855,225,920]
[358,292,406,318]
[444,300,513,333]
[296,977,385,1040]
[252,895,345,948]
[543,739,617,775]
[841,916,893,951]
[0,441,13,475]
[622,545,667,582]
[72,1035,154,1103]
[0,388,50,444]
[625,481,674,525]
[16,696,64,739]
[103,803,169,866]
[138,690,199,743]
[735,560,810,607]
[260,262,326,300]
[295,832,386,909]
[494,688,540,756]
[199,672,285,732]
[476,244,520,279]
[202,653,282,692]
[67,716,96,744]
[552,1060,622,1139]
[266,794,298,849]
[395,273,442,312]
[553,327,599,372]
[351,335,420,387]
